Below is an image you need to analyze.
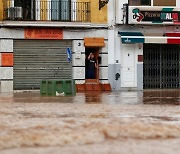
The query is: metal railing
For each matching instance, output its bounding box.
[3,0,91,22]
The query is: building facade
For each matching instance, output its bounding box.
[0,0,109,92]
[108,0,180,90]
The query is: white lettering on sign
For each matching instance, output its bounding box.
[124,38,131,43]
[166,13,173,20]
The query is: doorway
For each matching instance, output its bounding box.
[121,44,136,87]
[85,47,100,82]
[143,44,180,89]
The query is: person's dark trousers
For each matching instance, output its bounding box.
[87,70,95,79]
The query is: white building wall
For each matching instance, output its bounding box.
[108,0,116,26]
[0,39,14,93]
[177,0,180,7]
[108,0,180,90]
[72,40,85,84]
[115,0,128,24]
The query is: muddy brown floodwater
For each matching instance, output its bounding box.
[0,90,179,154]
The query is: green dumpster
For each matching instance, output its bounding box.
[40,79,76,96]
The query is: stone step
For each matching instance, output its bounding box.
[76,83,111,92]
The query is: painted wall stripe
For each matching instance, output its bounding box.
[167,39,180,44]
[145,37,167,44]
[166,33,180,37]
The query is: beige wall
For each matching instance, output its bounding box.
[0,0,3,20]
[78,0,107,23]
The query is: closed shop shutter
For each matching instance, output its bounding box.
[143,44,180,89]
[13,40,72,90]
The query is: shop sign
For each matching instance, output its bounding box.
[129,6,180,24]
[25,29,63,39]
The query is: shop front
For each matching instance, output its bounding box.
[143,44,179,89]
[119,28,180,89]
[12,28,72,90]
[118,30,180,90]
[0,27,108,92]
[114,6,180,90]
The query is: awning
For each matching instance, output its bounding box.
[118,32,180,44]
[118,32,145,44]
[84,37,105,47]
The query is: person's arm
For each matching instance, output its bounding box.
[88,53,92,60]
[95,59,98,68]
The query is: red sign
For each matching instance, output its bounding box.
[25,29,63,39]
[1,53,14,66]
[138,55,143,62]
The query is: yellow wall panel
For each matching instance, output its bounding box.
[40,0,48,20]
[0,0,3,20]
[78,0,107,23]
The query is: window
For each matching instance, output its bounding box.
[141,0,150,5]
[14,0,33,20]
[153,0,176,6]
[129,0,151,6]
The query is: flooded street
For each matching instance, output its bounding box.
[0,90,180,154]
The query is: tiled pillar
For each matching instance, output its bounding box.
[72,40,85,84]
[0,39,13,93]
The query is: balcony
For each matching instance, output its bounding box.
[3,0,91,22]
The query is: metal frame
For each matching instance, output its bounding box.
[143,44,180,89]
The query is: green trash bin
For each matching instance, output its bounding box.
[61,80,76,95]
[40,80,48,96]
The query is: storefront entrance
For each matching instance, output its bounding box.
[85,47,99,82]
[143,44,180,89]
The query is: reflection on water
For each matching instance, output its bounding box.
[143,90,180,105]
[3,90,177,105]
[85,92,102,104]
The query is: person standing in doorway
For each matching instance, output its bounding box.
[87,52,97,79]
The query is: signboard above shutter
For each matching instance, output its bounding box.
[25,28,63,39]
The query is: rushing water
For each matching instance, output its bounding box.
[0,90,179,154]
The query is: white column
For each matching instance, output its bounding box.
[72,40,85,84]
[108,29,115,64]
[108,0,115,27]
[0,39,14,93]
[35,0,41,20]
[176,0,180,7]
[71,0,77,22]
[47,0,52,20]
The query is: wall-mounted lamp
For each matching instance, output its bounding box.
[99,0,109,10]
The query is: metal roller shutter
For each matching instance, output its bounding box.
[13,40,72,90]
[143,44,180,89]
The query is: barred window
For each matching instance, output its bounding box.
[153,0,176,6]
[129,0,151,6]
[129,0,176,6]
